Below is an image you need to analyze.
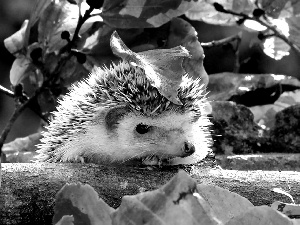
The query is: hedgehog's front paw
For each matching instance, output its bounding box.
[142,155,162,166]
[74,156,85,163]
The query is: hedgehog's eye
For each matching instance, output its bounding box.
[136,123,151,134]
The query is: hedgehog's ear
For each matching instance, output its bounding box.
[103,105,131,131]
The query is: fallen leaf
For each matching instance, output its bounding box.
[53,183,114,225]
[111,170,220,225]
[197,184,254,224]
[225,205,294,225]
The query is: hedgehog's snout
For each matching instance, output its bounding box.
[181,141,195,157]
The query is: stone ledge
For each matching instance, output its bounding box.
[216,153,300,171]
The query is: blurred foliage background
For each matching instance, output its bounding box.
[1,0,300,143]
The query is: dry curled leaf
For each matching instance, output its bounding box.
[111,170,220,225]
[225,205,294,225]
[53,183,114,225]
[167,17,208,85]
[110,31,191,105]
[197,184,254,224]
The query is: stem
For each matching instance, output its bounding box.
[0,91,39,154]
[215,5,300,55]
[201,32,242,48]
[0,93,36,187]
[70,7,94,48]
[0,85,14,98]
[202,32,242,72]
[0,84,48,123]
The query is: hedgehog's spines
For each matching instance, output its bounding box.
[37,60,209,162]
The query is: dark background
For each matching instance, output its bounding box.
[1,0,300,143]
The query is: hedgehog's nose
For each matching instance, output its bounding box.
[181,141,195,157]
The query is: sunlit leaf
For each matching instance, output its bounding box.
[4,20,28,55]
[263,36,290,60]
[9,56,32,86]
[185,0,255,25]
[243,20,267,31]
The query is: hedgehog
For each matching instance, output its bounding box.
[37,36,211,166]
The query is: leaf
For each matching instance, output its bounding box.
[53,183,114,225]
[260,0,289,18]
[263,36,290,60]
[197,184,254,224]
[55,215,74,225]
[2,133,42,154]
[185,0,254,26]
[166,18,208,85]
[111,170,220,225]
[110,31,191,105]
[24,0,52,46]
[9,56,32,86]
[225,205,294,225]
[37,0,98,53]
[271,201,300,218]
[101,0,194,28]
[4,20,29,55]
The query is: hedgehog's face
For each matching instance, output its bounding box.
[83,104,211,165]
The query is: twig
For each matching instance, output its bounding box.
[0,84,48,123]
[201,32,243,72]
[0,85,14,98]
[201,32,242,48]
[233,33,242,73]
[213,3,300,56]
[0,90,41,154]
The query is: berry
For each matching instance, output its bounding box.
[74,51,86,64]
[253,8,265,18]
[213,3,225,12]
[30,47,43,63]
[257,32,265,40]
[86,0,104,9]
[61,31,70,41]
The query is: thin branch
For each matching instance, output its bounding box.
[201,32,242,72]
[0,85,14,98]
[213,3,300,55]
[0,84,48,123]
[0,88,41,155]
[201,32,242,48]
